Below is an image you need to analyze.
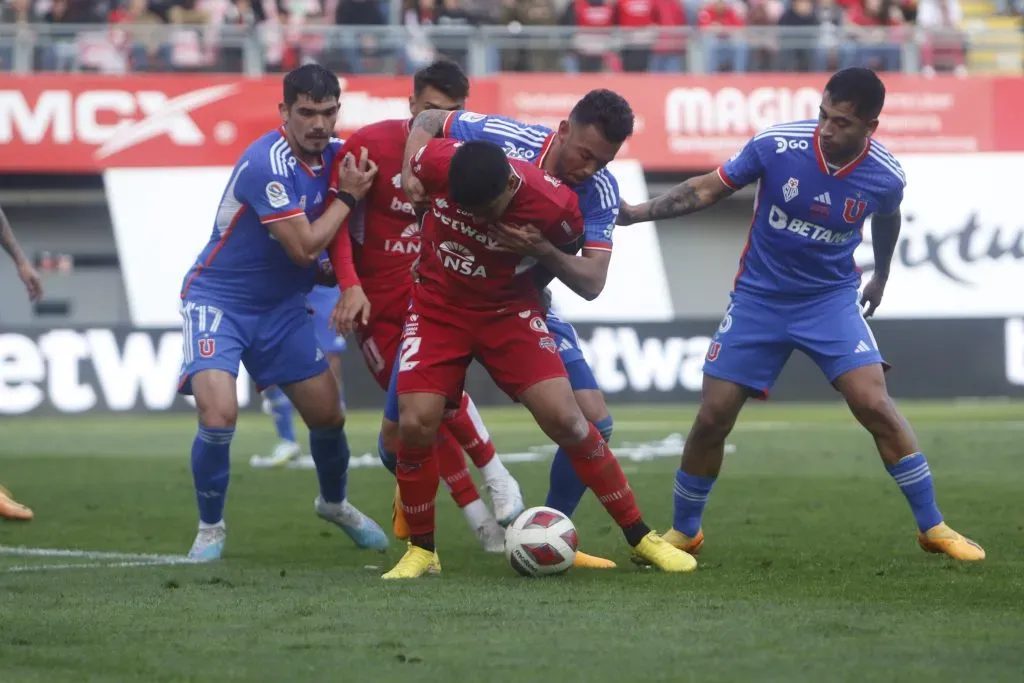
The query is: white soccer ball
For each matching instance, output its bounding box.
[504,506,578,577]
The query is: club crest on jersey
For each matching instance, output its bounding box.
[782,177,800,203]
[706,341,721,362]
[843,198,868,223]
[265,181,289,209]
[198,337,216,358]
[299,195,307,210]
[539,336,557,353]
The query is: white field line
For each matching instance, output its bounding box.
[0,545,202,572]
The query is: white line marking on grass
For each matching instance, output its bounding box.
[0,546,202,572]
[4,558,200,573]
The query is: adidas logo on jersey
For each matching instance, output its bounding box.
[813,192,832,206]
[314,192,323,205]
[392,173,402,189]
[316,348,325,361]
[558,338,573,352]
[854,340,872,354]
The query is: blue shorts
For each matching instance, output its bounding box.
[703,287,887,398]
[306,285,346,354]
[546,313,599,391]
[178,295,329,394]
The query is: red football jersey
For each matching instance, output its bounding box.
[328,118,421,320]
[410,138,583,311]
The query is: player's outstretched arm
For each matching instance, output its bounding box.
[617,170,735,226]
[0,203,43,303]
[493,223,611,301]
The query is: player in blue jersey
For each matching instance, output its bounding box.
[397,89,632,569]
[178,64,388,561]
[618,67,984,562]
[260,283,349,466]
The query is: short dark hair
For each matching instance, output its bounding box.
[825,67,886,121]
[413,59,470,101]
[449,141,511,207]
[283,64,340,108]
[569,89,635,145]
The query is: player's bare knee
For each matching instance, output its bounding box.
[304,405,345,431]
[380,418,401,454]
[691,402,735,445]
[851,392,900,434]
[197,403,237,430]
[398,408,441,448]
[540,408,590,445]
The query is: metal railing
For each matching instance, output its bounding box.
[0,23,1018,76]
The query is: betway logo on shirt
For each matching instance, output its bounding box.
[768,205,856,244]
[0,329,251,415]
[431,205,503,250]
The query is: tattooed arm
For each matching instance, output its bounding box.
[1,203,43,303]
[401,109,452,203]
[617,170,735,226]
[402,110,451,174]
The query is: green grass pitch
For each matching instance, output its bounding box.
[1,400,1023,682]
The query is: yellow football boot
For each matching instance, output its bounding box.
[918,522,985,561]
[631,531,698,572]
[572,550,617,569]
[0,485,32,521]
[382,543,442,580]
[392,484,410,541]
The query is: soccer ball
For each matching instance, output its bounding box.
[504,506,578,577]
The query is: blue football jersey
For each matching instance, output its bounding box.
[443,111,619,252]
[181,128,342,309]
[719,119,906,297]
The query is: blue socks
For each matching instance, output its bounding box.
[191,425,234,524]
[264,387,296,443]
[886,452,943,533]
[672,469,716,537]
[377,432,397,475]
[309,425,351,504]
[545,416,614,517]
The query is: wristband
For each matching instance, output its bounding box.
[336,191,357,209]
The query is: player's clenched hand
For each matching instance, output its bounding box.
[860,274,887,318]
[331,285,371,335]
[491,223,550,257]
[337,147,378,200]
[17,260,43,303]
[401,166,426,204]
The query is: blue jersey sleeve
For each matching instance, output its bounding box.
[718,136,766,190]
[235,145,304,225]
[578,170,620,252]
[443,111,551,159]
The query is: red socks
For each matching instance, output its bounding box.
[444,392,497,469]
[436,426,480,508]
[562,423,642,528]
[396,442,439,549]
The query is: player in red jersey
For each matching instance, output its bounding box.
[326,61,523,552]
[379,138,697,578]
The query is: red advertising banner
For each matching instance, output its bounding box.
[0,73,1017,173]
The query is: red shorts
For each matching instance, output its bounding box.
[396,297,566,404]
[357,288,412,390]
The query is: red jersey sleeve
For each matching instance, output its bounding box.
[409,138,459,196]
[327,130,366,289]
[547,195,585,249]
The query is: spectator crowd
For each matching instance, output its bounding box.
[0,0,989,75]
